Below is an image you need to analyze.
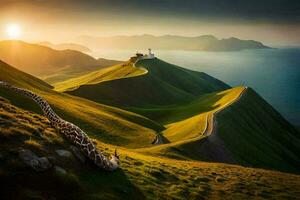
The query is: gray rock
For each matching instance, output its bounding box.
[55,149,72,158]
[39,157,52,169]
[54,166,67,175]
[47,156,56,163]
[19,149,52,171]
[70,146,86,163]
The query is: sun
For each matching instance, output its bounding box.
[5,24,22,39]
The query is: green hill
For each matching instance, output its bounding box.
[0,40,121,84]
[54,62,146,92]
[0,60,163,148]
[139,88,300,174]
[61,57,300,173]
[1,96,300,200]
[1,56,300,198]
[68,58,229,107]
[215,88,300,172]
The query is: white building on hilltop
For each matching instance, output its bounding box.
[136,49,155,59]
[146,48,155,59]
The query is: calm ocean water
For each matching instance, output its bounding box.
[89,48,300,126]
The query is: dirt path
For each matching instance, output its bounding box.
[152,87,248,145]
[203,87,248,137]
[152,134,164,145]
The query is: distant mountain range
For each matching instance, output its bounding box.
[0,40,121,83]
[37,41,91,53]
[78,34,271,51]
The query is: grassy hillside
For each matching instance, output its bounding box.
[138,87,300,174]
[129,87,244,144]
[58,57,300,174]
[68,58,229,107]
[215,88,300,173]
[54,62,146,92]
[0,40,121,84]
[1,97,300,200]
[0,60,163,148]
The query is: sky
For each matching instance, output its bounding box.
[0,0,299,46]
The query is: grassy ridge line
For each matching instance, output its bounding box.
[0,61,164,148]
[140,87,246,151]
[215,88,300,173]
[2,99,300,200]
[68,58,229,108]
[204,86,248,137]
[54,62,148,92]
[162,87,245,143]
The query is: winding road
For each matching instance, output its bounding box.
[152,87,248,145]
[134,58,248,146]
[203,86,248,137]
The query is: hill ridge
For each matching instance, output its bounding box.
[67,58,229,107]
[0,60,164,148]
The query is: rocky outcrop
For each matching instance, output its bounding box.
[54,166,67,175]
[19,149,52,171]
[55,149,72,158]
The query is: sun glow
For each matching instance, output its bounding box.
[5,24,22,39]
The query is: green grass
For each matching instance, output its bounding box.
[0,61,163,148]
[2,59,299,174]
[1,97,300,200]
[67,58,229,107]
[0,40,121,84]
[1,56,300,199]
[127,87,244,143]
[54,62,146,92]
[137,87,300,175]
[215,88,300,173]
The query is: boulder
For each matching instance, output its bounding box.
[19,149,52,171]
[70,145,86,163]
[54,166,67,175]
[55,149,72,158]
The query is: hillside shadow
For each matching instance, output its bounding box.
[130,91,227,125]
[80,167,145,199]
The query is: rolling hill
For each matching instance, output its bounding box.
[67,58,229,107]
[61,57,300,174]
[0,40,121,84]
[1,96,300,200]
[138,87,300,174]
[37,41,91,53]
[54,62,147,92]
[1,55,300,199]
[78,34,270,51]
[0,60,163,148]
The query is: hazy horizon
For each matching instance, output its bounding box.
[0,0,299,46]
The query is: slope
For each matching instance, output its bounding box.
[0,60,163,148]
[54,62,146,92]
[68,58,229,107]
[215,88,300,173]
[139,88,300,174]
[1,97,300,199]
[0,40,121,84]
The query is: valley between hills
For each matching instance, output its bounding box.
[0,42,300,199]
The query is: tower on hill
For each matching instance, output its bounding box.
[130,49,155,63]
[147,48,155,58]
